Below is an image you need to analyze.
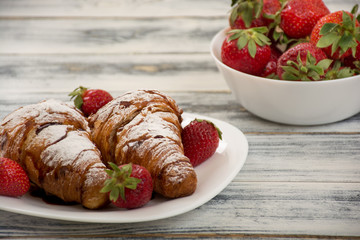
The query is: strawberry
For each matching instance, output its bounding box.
[343,44,360,73]
[229,0,281,29]
[310,10,360,60]
[277,42,332,81]
[182,119,222,167]
[280,0,330,39]
[261,45,282,78]
[0,157,30,197]
[229,0,265,29]
[221,27,272,76]
[101,163,153,209]
[69,86,113,117]
[261,60,278,78]
[231,14,265,30]
[261,0,282,26]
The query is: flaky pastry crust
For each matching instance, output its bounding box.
[0,99,108,209]
[89,90,197,198]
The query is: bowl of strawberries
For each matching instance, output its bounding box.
[210,0,360,125]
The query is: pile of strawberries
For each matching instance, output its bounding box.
[221,0,360,81]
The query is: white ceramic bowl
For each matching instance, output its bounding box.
[210,28,360,125]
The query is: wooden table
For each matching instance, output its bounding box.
[0,0,359,239]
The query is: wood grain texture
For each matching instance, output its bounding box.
[0,54,228,92]
[0,0,356,17]
[0,18,226,54]
[0,0,229,17]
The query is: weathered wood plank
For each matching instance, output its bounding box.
[241,134,360,183]
[0,18,226,54]
[0,0,356,17]
[0,182,359,237]
[0,54,228,92]
[0,0,229,17]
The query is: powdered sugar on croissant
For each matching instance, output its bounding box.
[0,99,109,209]
[89,90,197,198]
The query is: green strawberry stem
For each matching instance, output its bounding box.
[353,4,360,22]
[281,51,333,81]
[230,0,264,28]
[325,61,355,80]
[100,163,141,202]
[68,86,88,109]
[227,27,271,58]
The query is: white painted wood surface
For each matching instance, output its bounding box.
[0,0,359,239]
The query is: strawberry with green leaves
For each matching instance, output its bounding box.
[230,0,265,29]
[229,0,281,30]
[277,42,332,81]
[101,163,153,209]
[0,157,30,197]
[221,27,272,76]
[182,119,222,167]
[310,9,360,60]
[69,86,113,117]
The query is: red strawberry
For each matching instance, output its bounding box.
[0,157,30,197]
[101,163,153,209]
[343,44,360,72]
[229,0,281,29]
[261,45,282,78]
[310,10,360,60]
[280,0,330,39]
[261,0,282,26]
[231,15,265,30]
[69,86,113,117]
[261,60,278,78]
[229,0,265,29]
[221,27,272,76]
[182,119,222,167]
[277,43,332,81]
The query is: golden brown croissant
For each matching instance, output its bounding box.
[0,99,108,209]
[89,90,197,198]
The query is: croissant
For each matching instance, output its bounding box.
[89,90,197,198]
[0,99,109,209]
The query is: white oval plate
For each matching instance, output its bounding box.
[0,113,248,223]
